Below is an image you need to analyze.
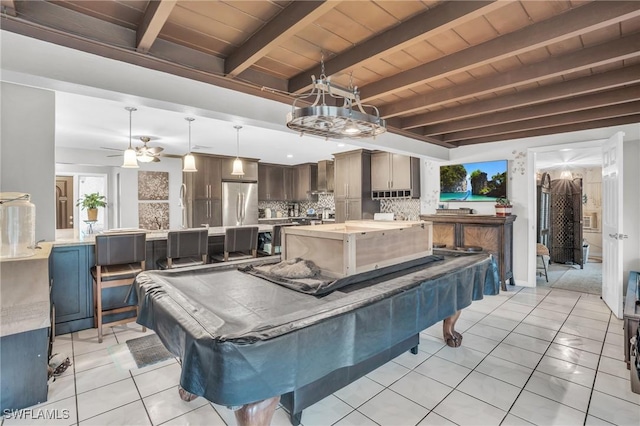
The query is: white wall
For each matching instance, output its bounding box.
[420,143,531,285]
[1,82,55,241]
[56,148,183,230]
[420,130,640,288]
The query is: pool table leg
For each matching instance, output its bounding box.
[443,310,463,348]
[178,386,198,402]
[234,396,280,426]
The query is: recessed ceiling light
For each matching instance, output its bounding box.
[287,154,293,158]
[559,148,572,152]
[337,143,345,147]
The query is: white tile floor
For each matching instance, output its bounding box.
[3,286,639,426]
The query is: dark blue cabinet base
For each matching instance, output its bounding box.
[0,328,49,411]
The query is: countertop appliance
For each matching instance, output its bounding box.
[222,182,258,226]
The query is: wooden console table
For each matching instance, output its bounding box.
[420,214,516,291]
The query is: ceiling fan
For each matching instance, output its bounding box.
[102,136,171,162]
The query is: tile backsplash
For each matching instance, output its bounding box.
[259,194,420,220]
[259,193,335,217]
[380,198,421,221]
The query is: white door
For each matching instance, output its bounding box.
[601,131,625,319]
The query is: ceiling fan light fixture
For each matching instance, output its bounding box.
[560,170,573,179]
[137,153,155,163]
[183,117,198,173]
[285,63,386,140]
[122,106,139,168]
[231,125,244,176]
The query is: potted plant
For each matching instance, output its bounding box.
[76,192,106,221]
[495,197,512,217]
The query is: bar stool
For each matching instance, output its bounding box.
[157,228,209,269]
[536,243,550,282]
[212,226,259,262]
[267,223,298,255]
[91,232,146,343]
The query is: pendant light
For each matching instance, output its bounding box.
[182,117,197,173]
[122,106,139,168]
[231,125,244,176]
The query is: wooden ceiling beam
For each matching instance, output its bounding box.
[386,127,453,148]
[136,0,177,53]
[9,0,135,47]
[1,0,17,17]
[452,114,640,147]
[444,101,640,143]
[287,0,500,93]
[225,1,338,78]
[381,32,640,118]
[423,85,640,136]
[361,1,640,103]
[0,6,290,103]
[402,64,640,129]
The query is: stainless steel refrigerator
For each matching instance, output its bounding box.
[222,182,258,226]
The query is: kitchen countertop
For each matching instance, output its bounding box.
[1,242,53,337]
[54,224,275,246]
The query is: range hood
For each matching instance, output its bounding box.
[316,160,334,193]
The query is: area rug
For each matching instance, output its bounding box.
[126,334,173,369]
[549,261,602,295]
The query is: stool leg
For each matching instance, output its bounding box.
[542,255,549,282]
[96,268,103,343]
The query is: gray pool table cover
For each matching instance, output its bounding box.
[133,253,499,407]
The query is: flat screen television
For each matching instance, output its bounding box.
[439,160,507,202]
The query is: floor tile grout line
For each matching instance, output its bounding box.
[497,287,590,421]
[414,287,531,423]
[47,287,617,426]
[504,290,607,422]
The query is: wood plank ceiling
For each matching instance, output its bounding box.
[2,0,639,148]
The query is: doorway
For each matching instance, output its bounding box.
[529,142,604,295]
[55,176,74,229]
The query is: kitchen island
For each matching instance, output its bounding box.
[51,225,275,335]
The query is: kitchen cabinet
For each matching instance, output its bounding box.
[259,163,294,201]
[190,155,221,199]
[50,245,94,334]
[184,155,222,227]
[335,199,363,223]
[221,158,258,181]
[333,149,379,223]
[371,152,420,198]
[420,214,516,291]
[294,163,318,201]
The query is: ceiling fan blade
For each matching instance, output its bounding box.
[147,146,163,154]
[161,153,183,159]
[101,146,124,151]
[106,154,122,157]
[152,156,161,163]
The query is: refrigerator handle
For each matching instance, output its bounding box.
[236,192,245,225]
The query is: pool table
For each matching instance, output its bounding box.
[133,252,499,425]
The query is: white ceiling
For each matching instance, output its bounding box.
[536,147,603,171]
[55,91,361,166]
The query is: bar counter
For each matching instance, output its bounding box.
[53,224,274,246]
